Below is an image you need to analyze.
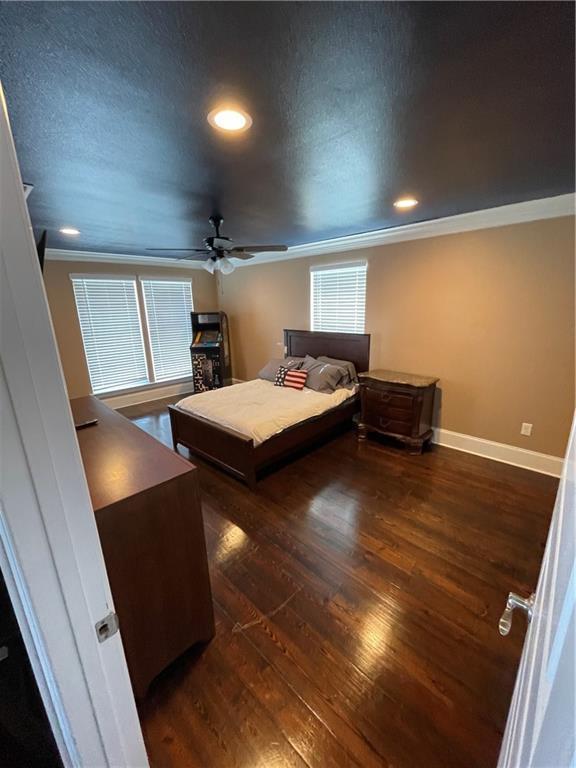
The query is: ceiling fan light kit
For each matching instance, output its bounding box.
[218,256,235,275]
[202,255,234,274]
[148,214,288,275]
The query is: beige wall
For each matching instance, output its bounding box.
[44,217,575,455]
[218,217,575,456]
[43,260,218,398]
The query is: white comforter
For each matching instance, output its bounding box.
[176,379,357,445]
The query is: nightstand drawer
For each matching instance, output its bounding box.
[373,416,413,436]
[365,388,414,413]
[365,402,414,424]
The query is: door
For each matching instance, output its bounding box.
[498,412,575,767]
[0,82,148,765]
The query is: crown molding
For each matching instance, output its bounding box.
[45,249,206,269]
[242,193,575,266]
[45,193,574,270]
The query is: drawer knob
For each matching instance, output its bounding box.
[379,418,390,429]
[380,393,391,402]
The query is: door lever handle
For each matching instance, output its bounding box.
[499,592,535,636]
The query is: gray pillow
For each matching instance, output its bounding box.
[301,355,345,393]
[316,356,358,385]
[258,357,304,382]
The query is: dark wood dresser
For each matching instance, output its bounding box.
[357,369,438,454]
[70,396,215,698]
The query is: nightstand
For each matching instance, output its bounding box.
[358,369,439,454]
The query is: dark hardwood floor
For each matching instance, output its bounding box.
[120,396,557,768]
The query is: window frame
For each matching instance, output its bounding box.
[70,273,195,397]
[309,259,368,334]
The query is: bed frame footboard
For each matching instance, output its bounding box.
[168,396,358,490]
[168,405,257,489]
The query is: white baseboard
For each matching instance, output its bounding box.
[433,428,564,477]
[102,387,564,477]
[102,381,194,410]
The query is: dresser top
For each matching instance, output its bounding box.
[359,369,439,387]
[70,396,194,511]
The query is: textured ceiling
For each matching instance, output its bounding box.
[1,1,574,258]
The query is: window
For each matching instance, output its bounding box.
[72,277,149,394]
[71,275,194,394]
[141,279,193,382]
[310,261,367,333]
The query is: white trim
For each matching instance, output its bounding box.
[47,248,207,269]
[105,392,563,475]
[101,380,564,476]
[102,380,194,409]
[45,194,574,270]
[278,194,575,265]
[69,272,137,281]
[138,274,194,283]
[104,379,246,408]
[310,259,368,272]
[433,428,564,477]
[0,496,76,764]
[1,82,148,767]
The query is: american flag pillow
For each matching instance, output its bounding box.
[274,365,308,390]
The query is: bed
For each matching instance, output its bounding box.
[168,329,371,489]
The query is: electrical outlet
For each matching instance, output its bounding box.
[521,423,533,436]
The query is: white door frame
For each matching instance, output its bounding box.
[0,82,148,766]
[497,411,575,767]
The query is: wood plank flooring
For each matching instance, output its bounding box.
[120,396,557,768]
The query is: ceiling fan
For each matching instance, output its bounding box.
[147,215,287,274]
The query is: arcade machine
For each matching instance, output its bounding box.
[190,312,231,392]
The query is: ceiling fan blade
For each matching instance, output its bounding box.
[230,252,255,260]
[232,244,287,253]
[147,248,210,253]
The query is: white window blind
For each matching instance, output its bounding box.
[310,261,367,333]
[141,279,194,382]
[72,277,149,394]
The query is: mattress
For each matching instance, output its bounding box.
[176,379,357,446]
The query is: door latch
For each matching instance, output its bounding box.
[95,611,119,643]
[499,592,535,636]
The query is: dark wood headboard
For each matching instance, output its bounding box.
[283,330,371,374]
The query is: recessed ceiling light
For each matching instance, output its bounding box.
[59,227,80,235]
[207,107,252,133]
[393,197,419,210]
